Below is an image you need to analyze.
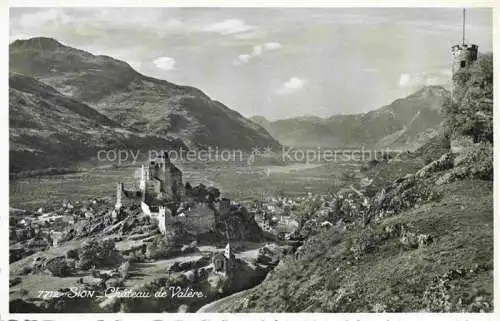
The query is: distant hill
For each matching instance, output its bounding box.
[9,73,185,172]
[9,37,279,150]
[251,86,449,149]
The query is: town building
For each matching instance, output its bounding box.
[212,243,235,277]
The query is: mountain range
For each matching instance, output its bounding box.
[10,37,450,172]
[9,72,188,172]
[252,86,450,149]
[9,37,280,172]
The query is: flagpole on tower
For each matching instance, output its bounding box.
[462,8,466,45]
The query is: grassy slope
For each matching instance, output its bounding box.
[214,128,492,313]
[217,179,493,312]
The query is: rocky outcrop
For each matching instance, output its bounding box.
[422,264,493,312]
[415,152,455,179]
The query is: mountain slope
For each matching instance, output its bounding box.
[216,180,493,312]
[9,73,184,172]
[216,52,493,313]
[9,37,279,150]
[252,86,449,149]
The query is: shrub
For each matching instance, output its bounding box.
[19,266,32,275]
[145,237,181,260]
[65,249,79,260]
[77,239,122,270]
[367,159,379,168]
[128,250,145,263]
[454,142,493,180]
[207,186,221,202]
[350,228,379,258]
[340,169,356,183]
[45,257,72,277]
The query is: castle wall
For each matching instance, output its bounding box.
[218,198,231,216]
[144,179,162,203]
[141,154,185,203]
[141,201,152,216]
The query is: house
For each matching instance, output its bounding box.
[212,243,235,277]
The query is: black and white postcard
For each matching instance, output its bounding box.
[4,1,496,319]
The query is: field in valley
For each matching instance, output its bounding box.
[9,154,362,209]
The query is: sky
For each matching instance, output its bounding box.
[10,7,493,120]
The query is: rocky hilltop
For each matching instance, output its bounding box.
[252,86,449,149]
[9,178,279,313]
[10,37,280,150]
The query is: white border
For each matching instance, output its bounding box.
[1,1,498,320]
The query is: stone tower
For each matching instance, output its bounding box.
[451,9,478,75]
[158,206,168,235]
[451,43,478,74]
[139,164,149,191]
[224,243,232,259]
[115,183,123,210]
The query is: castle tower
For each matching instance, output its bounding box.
[224,243,232,259]
[452,44,478,74]
[451,9,478,75]
[115,183,123,210]
[158,206,167,235]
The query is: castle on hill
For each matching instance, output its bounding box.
[112,151,240,237]
[113,152,185,234]
[140,152,184,204]
[112,152,238,277]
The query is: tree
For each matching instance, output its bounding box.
[77,239,122,270]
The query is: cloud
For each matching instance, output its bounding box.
[398,69,452,88]
[16,8,72,30]
[166,19,183,28]
[237,54,252,64]
[202,19,256,35]
[277,77,306,94]
[153,56,176,71]
[233,30,260,39]
[234,42,282,65]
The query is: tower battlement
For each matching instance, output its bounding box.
[451,43,478,74]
